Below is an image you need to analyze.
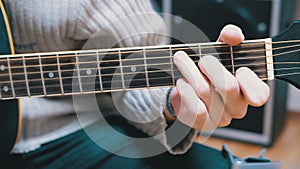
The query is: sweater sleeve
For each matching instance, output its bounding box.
[72,0,197,154]
[72,0,168,47]
[111,89,197,154]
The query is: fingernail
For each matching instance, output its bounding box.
[173,51,187,65]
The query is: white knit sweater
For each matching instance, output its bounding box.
[3,0,196,154]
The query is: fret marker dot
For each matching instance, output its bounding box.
[86,69,92,75]
[131,66,136,72]
[0,65,5,71]
[3,86,9,92]
[48,72,54,78]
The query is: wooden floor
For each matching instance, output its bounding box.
[195,111,300,169]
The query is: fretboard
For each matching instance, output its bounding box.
[0,38,272,100]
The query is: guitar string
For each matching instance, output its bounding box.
[1,66,297,94]
[3,69,300,99]
[2,61,297,87]
[0,65,286,93]
[0,53,299,81]
[0,51,295,75]
[0,51,297,77]
[0,55,298,85]
[1,39,300,63]
[1,65,298,97]
[0,65,298,97]
[7,68,300,98]
[0,41,300,88]
[0,66,269,86]
[1,67,298,98]
[0,56,283,80]
[10,69,298,93]
[0,71,269,95]
[0,40,295,86]
[1,76,176,91]
[0,84,177,99]
[1,41,299,75]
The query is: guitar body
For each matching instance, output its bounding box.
[0,1,21,156]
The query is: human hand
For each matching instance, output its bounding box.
[164,24,270,131]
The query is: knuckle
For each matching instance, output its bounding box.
[218,114,232,127]
[223,81,239,93]
[197,86,210,98]
[235,106,248,119]
[221,118,232,127]
[230,105,248,119]
[196,107,208,119]
[195,110,208,123]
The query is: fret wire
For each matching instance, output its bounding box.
[0,39,278,60]
[56,53,64,95]
[230,46,235,74]
[2,40,274,72]
[0,41,272,63]
[5,49,273,71]
[0,41,288,82]
[118,49,125,90]
[169,46,175,85]
[1,61,273,85]
[0,68,179,85]
[1,39,299,65]
[96,51,103,92]
[103,40,268,54]
[0,51,274,83]
[2,85,178,100]
[1,49,282,81]
[3,61,178,77]
[198,44,202,59]
[3,38,300,99]
[0,58,275,88]
[22,55,31,96]
[4,63,270,96]
[143,48,150,88]
[38,54,47,96]
[9,74,266,92]
[101,40,266,55]
[0,59,275,80]
[10,75,177,91]
[8,71,269,95]
[75,52,83,93]
[7,56,16,98]
[191,53,269,61]
[0,55,195,70]
[25,45,284,62]
[0,42,221,60]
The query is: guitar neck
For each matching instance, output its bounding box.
[0,38,273,100]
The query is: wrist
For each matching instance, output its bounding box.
[164,87,177,121]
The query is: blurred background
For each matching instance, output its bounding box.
[153,0,300,168]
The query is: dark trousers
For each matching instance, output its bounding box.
[3,116,228,169]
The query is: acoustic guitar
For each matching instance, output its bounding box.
[1,1,300,156]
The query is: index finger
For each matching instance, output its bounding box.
[217,24,245,45]
[173,51,210,97]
